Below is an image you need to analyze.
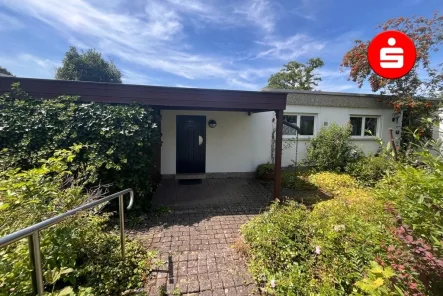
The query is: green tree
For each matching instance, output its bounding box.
[55,46,122,83]
[267,58,324,90]
[341,12,443,143]
[0,66,13,76]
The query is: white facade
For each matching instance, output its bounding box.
[160,91,402,176]
[281,105,401,167]
[161,110,273,175]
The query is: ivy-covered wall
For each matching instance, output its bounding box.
[0,83,161,208]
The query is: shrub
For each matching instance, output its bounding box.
[241,202,314,295]
[346,156,395,187]
[0,148,157,295]
[256,163,274,179]
[306,123,363,172]
[0,84,161,209]
[308,172,358,195]
[281,172,317,191]
[242,174,396,295]
[376,153,443,255]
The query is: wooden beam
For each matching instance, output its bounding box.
[0,77,287,111]
[273,110,283,200]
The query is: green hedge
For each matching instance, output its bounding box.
[0,83,161,208]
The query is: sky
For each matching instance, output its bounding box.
[0,0,441,93]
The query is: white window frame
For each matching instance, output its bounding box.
[349,115,381,138]
[283,113,317,139]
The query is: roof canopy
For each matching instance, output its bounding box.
[0,77,286,112]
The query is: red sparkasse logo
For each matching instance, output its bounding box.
[367,30,416,79]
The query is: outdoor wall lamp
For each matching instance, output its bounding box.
[208,119,217,128]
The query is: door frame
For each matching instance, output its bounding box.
[176,115,206,174]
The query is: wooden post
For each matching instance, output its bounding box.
[274,110,283,200]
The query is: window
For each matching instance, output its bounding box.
[283,114,315,136]
[350,116,379,136]
[283,115,298,135]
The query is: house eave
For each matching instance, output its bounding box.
[0,76,287,112]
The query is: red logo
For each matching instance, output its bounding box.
[367,30,416,79]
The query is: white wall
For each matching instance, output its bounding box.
[281,105,402,167]
[161,110,273,175]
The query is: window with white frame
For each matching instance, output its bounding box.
[350,116,379,136]
[283,114,316,136]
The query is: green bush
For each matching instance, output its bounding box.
[346,156,395,187]
[0,148,157,295]
[308,172,359,195]
[0,84,161,209]
[241,202,314,295]
[242,173,396,295]
[306,123,362,172]
[281,172,317,191]
[256,163,274,179]
[376,150,443,254]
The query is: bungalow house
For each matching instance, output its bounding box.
[161,89,401,177]
[266,89,402,167]
[0,76,403,199]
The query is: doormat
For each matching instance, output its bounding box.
[178,179,203,185]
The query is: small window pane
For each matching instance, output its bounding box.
[283,115,297,135]
[300,116,315,135]
[364,117,378,136]
[350,117,363,136]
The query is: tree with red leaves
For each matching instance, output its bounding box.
[341,12,443,144]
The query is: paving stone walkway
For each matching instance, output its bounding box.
[130,179,272,295]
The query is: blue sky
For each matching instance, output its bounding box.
[0,0,441,92]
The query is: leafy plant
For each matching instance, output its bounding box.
[308,172,359,195]
[256,163,275,179]
[306,123,363,172]
[346,156,395,187]
[353,261,396,295]
[267,58,325,90]
[0,148,158,295]
[242,174,395,295]
[55,46,122,83]
[376,156,443,254]
[0,84,161,209]
[0,65,13,76]
[281,172,317,191]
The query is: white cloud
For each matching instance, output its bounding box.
[0,12,23,30]
[144,1,183,40]
[227,78,260,90]
[0,0,353,91]
[0,53,59,78]
[18,53,59,70]
[290,0,322,21]
[175,83,195,88]
[121,69,152,85]
[0,0,285,86]
[234,0,276,33]
[256,34,325,60]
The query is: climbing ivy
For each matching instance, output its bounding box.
[0,83,161,208]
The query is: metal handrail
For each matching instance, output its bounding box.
[0,188,134,296]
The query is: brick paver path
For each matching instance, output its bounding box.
[130,179,272,295]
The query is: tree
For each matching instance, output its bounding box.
[341,12,443,142]
[0,66,13,76]
[267,58,325,90]
[55,47,122,83]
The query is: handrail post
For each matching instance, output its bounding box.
[28,232,44,295]
[119,195,126,259]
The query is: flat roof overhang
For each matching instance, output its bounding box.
[0,77,287,112]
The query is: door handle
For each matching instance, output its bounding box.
[199,136,203,146]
